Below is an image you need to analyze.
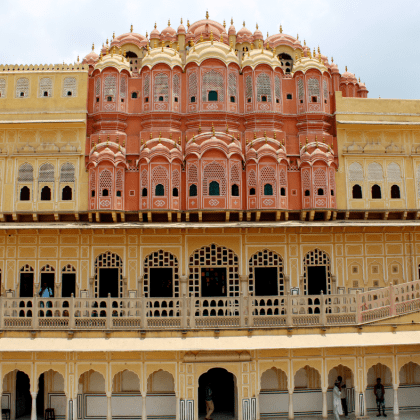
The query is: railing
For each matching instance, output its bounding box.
[1,280,420,331]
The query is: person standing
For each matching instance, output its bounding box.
[337,376,348,418]
[204,382,214,420]
[333,381,343,420]
[374,378,387,417]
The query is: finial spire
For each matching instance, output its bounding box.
[243,21,245,27]
[223,19,226,28]
[210,31,213,44]
[280,25,283,33]
[113,32,115,39]
[154,22,157,29]
[256,23,259,29]
[130,24,133,33]
[206,10,209,19]
[345,66,348,71]
[181,17,183,24]
[304,39,306,46]
[297,33,299,40]
[231,18,233,25]
[187,19,190,28]
[331,56,334,63]
[92,43,94,51]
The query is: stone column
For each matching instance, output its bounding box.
[65,396,70,420]
[288,389,294,420]
[30,392,37,420]
[142,393,147,420]
[72,397,78,420]
[175,395,180,420]
[393,385,399,417]
[106,391,112,420]
[321,388,328,418]
[284,275,290,294]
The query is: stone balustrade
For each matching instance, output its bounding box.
[1,280,419,331]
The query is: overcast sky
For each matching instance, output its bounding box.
[2,0,419,100]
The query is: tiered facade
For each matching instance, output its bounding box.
[0,14,419,420]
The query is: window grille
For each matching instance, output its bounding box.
[94,251,123,298]
[62,264,76,273]
[99,169,112,196]
[173,74,180,98]
[39,163,55,182]
[16,78,29,98]
[274,76,281,102]
[39,77,52,97]
[387,162,402,182]
[0,78,6,98]
[188,164,198,183]
[203,162,226,196]
[314,168,327,187]
[152,166,168,195]
[303,249,332,295]
[172,169,180,188]
[279,169,287,186]
[367,162,384,181]
[60,163,75,182]
[62,77,77,97]
[95,78,101,96]
[256,73,272,102]
[245,75,252,100]
[141,169,148,187]
[189,72,197,99]
[104,75,117,98]
[260,166,276,195]
[248,170,256,186]
[298,79,304,101]
[18,163,33,182]
[323,80,328,100]
[302,169,311,189]
[116,170,123,192]
[230,164,240,183]
[143,250,180,298]
[40,264,55,273]
[308,78,320,98]
[90,171,96,192]
[143,74,150,97]
[228,73,237,101]
[120,76,127,98]
[201,70,224,102]
[248,250,284,296]
[188,243,239,297]
[349,162,364,182]
[153,73,169,102]
[20,264,34,273]
[329,168,336,189]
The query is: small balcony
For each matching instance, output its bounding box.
[2,280,419,332]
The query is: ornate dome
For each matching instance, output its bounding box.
[228,19,236,35]
[161,21,177,39]
[150,23,160,39]
[111,30,148,48]
[341,67,357,82]
[237,22,253,43]
[253,24,263,40]
[188,17,224,42]
[177,19,186,34]
[83,44,99,65]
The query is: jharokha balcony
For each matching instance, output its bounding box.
[2,280,420,331]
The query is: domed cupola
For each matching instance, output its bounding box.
[253,24,263,42]
[228,18,236,36]
[177,18,186,35]
[150,23,161,41]
[161,20,177,42]
[82,44,99,67]
[237,21,253,43]
[341,66,357,83]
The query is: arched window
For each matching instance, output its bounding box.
[250,188,256,196]
[372,184,382,199]
[308,78,320,102]
[228,73,237,104]
[155,184,164,196]
[391,185,400,199]
[189,72,197,102]
[18,163,33,182]
[41,186,51,201]
[142,188,148,197]
[131,92,138,99]
[257,73,271,102]
[62,186,72,200]
[39,163,54,182]
[102,189,109,197]
[208,90,218,101]
[203,162,226,196]
[63,77,77,97]
[231,184,239,196]
[264,184,273,196]
[173,74,180,102]
[60,163,75,182]
[352,184,362,199]
[202,70,224,102]
[39,77,52,97]
[99,170,112,197]
[245,75,252,103]
[280,187,286,196]
[20,186,30,201]
[172,188,178,197]
[305,190,310,196]
[317,188,324,196]
[116,190,121,197]
[143,74,150,100]
[189,184,197,197]
[153,73,169,103]
[368,163,384,182]
[209,181,220,196]
[16,78,29,98]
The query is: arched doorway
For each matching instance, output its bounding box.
[189,244,239,297]
[259,367,288,417]
[38,370,66,419]
[399,361,420,411]
[328,365,354,415]
[15,370,31,418]
[20,265,34,298]
[198,368,236,419]
[147,370,176,419]
[94,252,123,297]
[366,363,393,414]
[302,249,332,295]
[293,366,322,415]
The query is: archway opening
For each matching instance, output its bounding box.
[259,368,288,417]
[293,366,322,415]
[328,365,354,416]
[147,370,176,419]
[94,252,123,298]
[62,265,76,297]
[199,368,235,418]
[366,363,392,414]
[36,370,65,418]
[20,265,34,298]
[303,249,331,295]
[15,371,31,418]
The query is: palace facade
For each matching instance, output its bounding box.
[0,13,420,420]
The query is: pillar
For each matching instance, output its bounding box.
[65,396,70,420]
[30,392,37,420]
[142,393,147,420]
[175,395,180,420]
[393,385,399,416]
[106,391,112,420]
[72,397,77,420]
[322,389,328,418]
[288,389,294,420]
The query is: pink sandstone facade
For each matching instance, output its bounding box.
[83,17,368,215]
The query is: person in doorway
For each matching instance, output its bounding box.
[337,376,348,417]
[204,381,214,420]
[333,381,343,420]
[374,377,387,417]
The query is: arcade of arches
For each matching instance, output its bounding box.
[2,350,420,420]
